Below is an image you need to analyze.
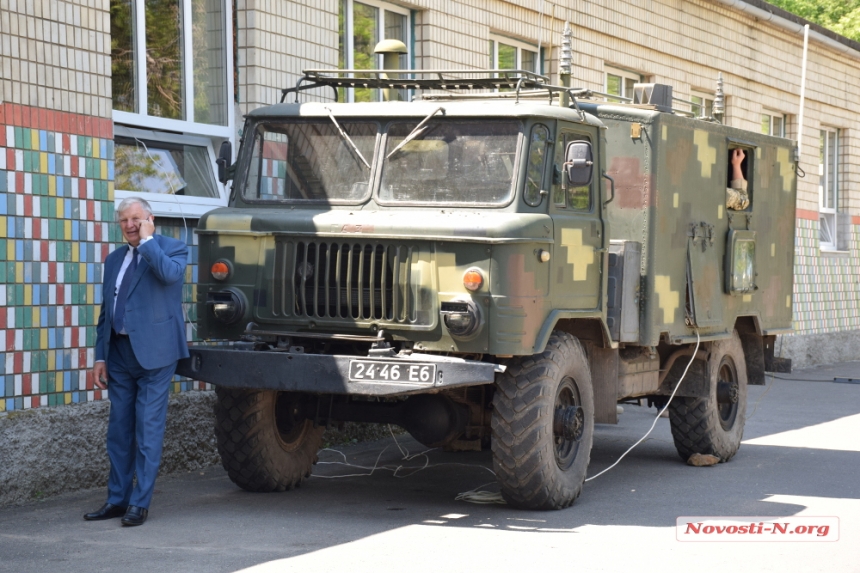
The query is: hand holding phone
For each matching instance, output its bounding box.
[138,216,155,241]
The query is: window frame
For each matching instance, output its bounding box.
[238,119,380,206]
[114,125,226,217]
[340,0,412,103]
[604,66,642,103]
[489,35,542,75]
[376,118,523,208]
[690,90,715,119]
[111,0,235,217]
[819,127,840,251]
[762,110,786,137]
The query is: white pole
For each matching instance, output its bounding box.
[797,24,810,158]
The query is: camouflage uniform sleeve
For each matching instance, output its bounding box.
[726,179,749,210]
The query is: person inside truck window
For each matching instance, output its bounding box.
[726,148,749,210]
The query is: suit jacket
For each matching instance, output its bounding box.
[96,233,190,370]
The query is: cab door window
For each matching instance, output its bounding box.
[524,124,550,206]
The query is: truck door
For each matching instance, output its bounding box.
[550,126,603,310]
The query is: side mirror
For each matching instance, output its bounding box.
[564,141,593,187]
[217,140,233,184]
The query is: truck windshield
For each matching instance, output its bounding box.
[243,120,378,202]
[380,120,520,205]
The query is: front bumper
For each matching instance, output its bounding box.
[176,346,503,396]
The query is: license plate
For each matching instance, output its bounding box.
[348,360,436,385]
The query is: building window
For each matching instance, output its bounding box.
[112,0,230,125]
[691,91,714,118]
[339,0,411,103]
[819,128,839,250]
[762,111,785,137]
[111,0,234,216]
[605,67,641,103]
[114,126,221,217]
[489,36,541,74]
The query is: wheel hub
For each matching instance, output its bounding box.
[554,405,584,442]
[717,378,739,405]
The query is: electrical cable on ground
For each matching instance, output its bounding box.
[454,481,506,505]
[584,329,701,483]
[311,425,496,482]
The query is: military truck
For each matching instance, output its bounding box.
[177,67,796,510]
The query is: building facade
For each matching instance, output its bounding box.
[1,0,858,499]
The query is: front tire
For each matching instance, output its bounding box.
[214,388,324,492]
[491,332,594,510]
[668,331,748,462]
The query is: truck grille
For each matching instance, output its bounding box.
[274,240,422,324]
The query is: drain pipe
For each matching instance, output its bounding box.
[796,24,809,159]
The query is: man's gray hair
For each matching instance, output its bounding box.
[115,197,154,220]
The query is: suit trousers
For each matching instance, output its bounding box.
[105,333,178,509]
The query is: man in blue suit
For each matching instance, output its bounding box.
[85,197,189,526]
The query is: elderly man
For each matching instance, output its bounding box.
[84,197,189,526]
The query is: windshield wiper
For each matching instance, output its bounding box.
[324,107,370,169]
[386,107,445,159]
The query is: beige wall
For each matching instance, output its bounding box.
[237,0,859,216]
[0,0,111,118]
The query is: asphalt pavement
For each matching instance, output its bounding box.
[1,361,858,573]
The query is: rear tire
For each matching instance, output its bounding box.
[491,332,594,510]
[214,388,324,492]
[668,331,748,462]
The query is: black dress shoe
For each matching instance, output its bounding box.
[84,503,127,521]
[121,506,148,526]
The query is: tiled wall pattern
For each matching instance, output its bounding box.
[239,1,859,212]
[792,213,860,335]
[0,0,112,118]
[0,103,205,413]
[0,102,114,412]
[237,0,339,113]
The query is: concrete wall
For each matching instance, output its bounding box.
[0,391,218,506]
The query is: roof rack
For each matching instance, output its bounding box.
[279,69,722,124]
[281,69,549,103]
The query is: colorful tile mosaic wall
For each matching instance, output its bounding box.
[792,213,860,335]
[0,103,206,413]
[0,103,115,413]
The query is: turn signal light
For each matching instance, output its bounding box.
[211,261,230,281]
[463,268,484,291]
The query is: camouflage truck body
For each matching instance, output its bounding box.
[179,76,796,510]
[589,103,796,346]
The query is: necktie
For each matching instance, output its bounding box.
[113,247,138,333]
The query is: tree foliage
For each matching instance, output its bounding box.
[768,0,860,42]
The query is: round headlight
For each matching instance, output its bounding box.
[206,289,246,324]
[441,300,481,338]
